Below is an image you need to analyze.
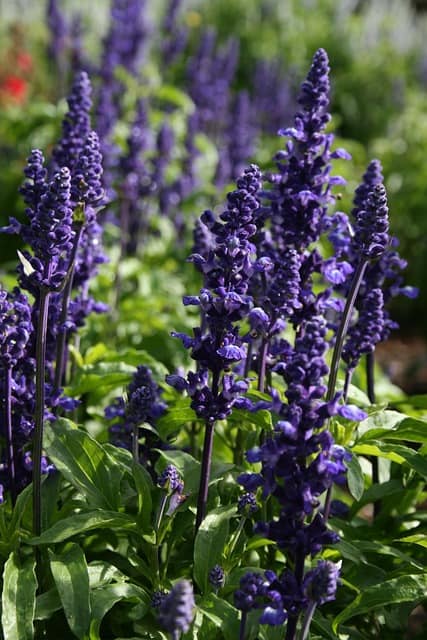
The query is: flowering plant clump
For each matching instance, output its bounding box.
[0,5,426,640]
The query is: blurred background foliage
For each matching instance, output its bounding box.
[1,0,427,331]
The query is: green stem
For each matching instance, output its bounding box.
[227,517,246,560]
[33,287,51,536]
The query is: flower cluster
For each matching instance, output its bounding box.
[168,165,263,422]
[157,580,195,637]
[106,365,166,473]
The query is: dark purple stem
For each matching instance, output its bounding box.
[239,611,247,640]
[4,366,16,504]
[257,337,269,393]
[195,419,215,532]
[366,351,376,404]
[285,547,305,640]
[33,285,51,536]
[326,259,368,403]
[324,259,368,520]
[54,224,84,394]
[195,370,220,532]
[299,600,317,640]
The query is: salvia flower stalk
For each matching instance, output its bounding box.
[168,165,263,529]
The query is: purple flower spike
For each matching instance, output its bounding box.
[303,560,340,605]
[158,580,195,636]
[209,565,225,590]
[52,70,92,172]
[353,184,390,259]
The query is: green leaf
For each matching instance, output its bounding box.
[156,397,197,439]
[346,453,364,500]
[2,551,37,640]
[352,441,427,477]
[194,506,236,593]
[89,583,149,640]
[157,449,201,494]
[44,421,124,509]
[84,343,108,365]
[358,412,427,444]
[351,479,403,512]
[67,361,135,396]
[230,408,273,431]
[87,561,126,589]
[397,534,427,548]
[8,483,33,536]
[29,511,136,544]
[198,594,240,640]
[34,588,62,620]
[333,574,427,632]
[132,462,154,532]
[152,84,194,112]
[49,544,90,639]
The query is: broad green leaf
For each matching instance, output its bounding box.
[229,408,273,431]
[198,594,240,640]
[44,421,124,509]
[152,84,195,112]
[352,441,427,477]
[2,551,37,640]
[34,588,62,620]
[89,583,149,640]
[397,534,427,548]
[29,511,135,544]
[399,394,427,409]
[84,343,108,365]
[158,449,201,494]
[87,561,126,588]
[346,453,364,500]
[132,462,154,532]
[8,483,33,536]
[156,397,197,439]
[49,544,91,639]
[358,412,427,444]
[333,574,427,631]
[351,479,403,512]
[67,361,135,396]
[194,506,236,593]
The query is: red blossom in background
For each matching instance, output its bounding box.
[0,75,28,104]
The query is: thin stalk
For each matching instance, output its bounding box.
[366,351,376,404]
[257,338,269,393]
[33,286,51,536]
[227,517,246,559]
[244,341,253,377]
[343,368,353,402]
[3,366,16,504]
[366,352,381,517]
[155,494,168,536]
[195,419,215,532]
[299,600,316,640]
[195,370,219,532]
[324,259,368,521]
[326,259,368,403]
[239,611,247,640]
[132,423,139,463]
[285,548,305,640]
[53,224,83,394]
